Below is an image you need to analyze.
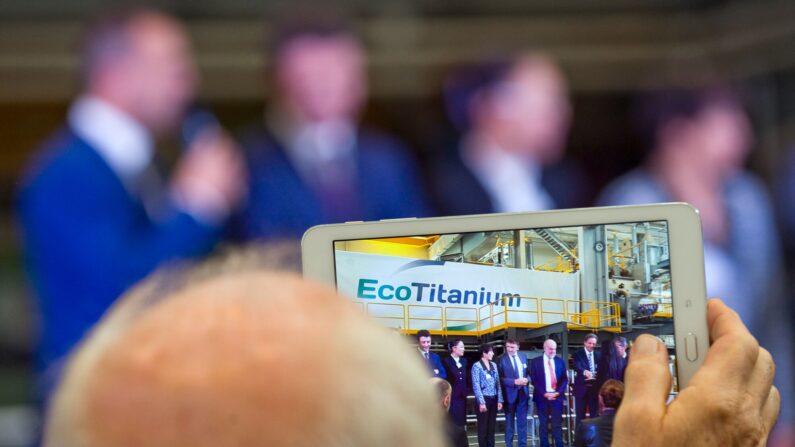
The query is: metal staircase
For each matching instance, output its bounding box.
[533,228,578,263]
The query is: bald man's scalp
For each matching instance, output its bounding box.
[48,271,445,447]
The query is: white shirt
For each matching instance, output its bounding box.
[585,348,596,373]
[462,134,555,213]
[418,348,430,359]
[285,119,356,184]
[452,355,462,369]
[69,95,153,189]
[543,354,557,392]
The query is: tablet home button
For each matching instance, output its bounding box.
[685,333,698,361]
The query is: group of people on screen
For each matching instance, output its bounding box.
[419,330,629,447]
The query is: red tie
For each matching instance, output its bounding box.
[548,357,557,390]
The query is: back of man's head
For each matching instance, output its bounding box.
[45,264,445,447]
[430,378,452,411]
[599,379,625,410]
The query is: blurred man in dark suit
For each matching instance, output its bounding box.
[16,8,244,398]
[530,339,568,447]
[499,338,531,447]
[235,23,428,240]
[573,333,600,424]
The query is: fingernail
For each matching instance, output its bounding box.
[633,334,660,356]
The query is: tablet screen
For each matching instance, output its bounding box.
[332,220,678,392]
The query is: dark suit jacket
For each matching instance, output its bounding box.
[235,124,429,240]
[499,353,530,404]
[573,348,601,396]
[442,355,468,397]
[596,351,627,391]
[428,147,589,217]
[529,355,568,404]
[573,409,617,447]
[446,414,470,447]
[16,128,221,376]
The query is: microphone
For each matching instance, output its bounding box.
[181,105,221,149]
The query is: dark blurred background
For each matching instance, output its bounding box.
[1,1,794,445]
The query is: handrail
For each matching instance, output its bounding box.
[407,304,443,331]
[365,302,406,330]
[443,305,479,332]
[360,296,622,336]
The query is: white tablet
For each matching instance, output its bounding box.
[302,203,708,390]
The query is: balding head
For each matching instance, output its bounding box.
[543,339,557,357]
[45,267,444,447]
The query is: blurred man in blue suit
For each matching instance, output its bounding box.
[530,339,568,447]
[16,8,244,398]
[235,23,428,240]
[499,339,531,447]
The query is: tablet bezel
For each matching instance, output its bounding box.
[302,202,708,388]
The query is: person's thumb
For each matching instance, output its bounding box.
[612,334,671,447]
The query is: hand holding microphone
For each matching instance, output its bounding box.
[171,107,247,223]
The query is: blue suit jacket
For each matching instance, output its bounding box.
[234,125,429,240]
[574,409,617,447]
[499,353,530,404]
[529,355,568,403]
[422,351,447,379]
[16,128,221,376]
[573,347,601,396]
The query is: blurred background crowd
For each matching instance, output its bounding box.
[1,0,794,445]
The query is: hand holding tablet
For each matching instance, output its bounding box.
[614,299,779,447]
[302,203,780,444]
